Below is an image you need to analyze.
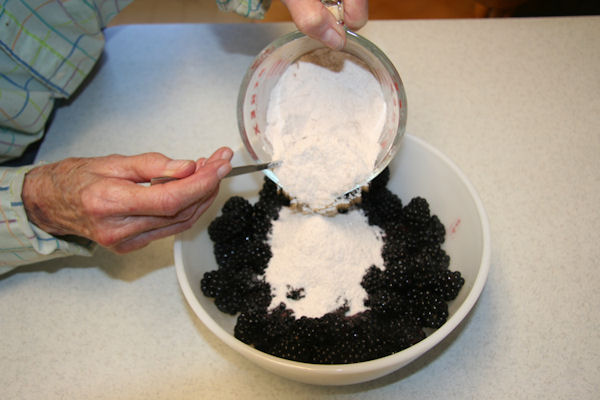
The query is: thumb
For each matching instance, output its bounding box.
[283,0,346,50]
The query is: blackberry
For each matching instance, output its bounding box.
[402,197,431,230]
[222,196,253,217]
[214,287,245,315]
[241,277,272,311]
[366,290,408,316]
[254,198,281,222]
[430,270,465,301]
[361,189,403,228]
[406,288,449,329]
[254,303,295,348]
[381,229,410,268]
[382,260,414,291]
[251,202,275,240]
[258,177,279,202]
[208,196,256,243]
[258,177,291,209]
[207,213,251,244]
[425,215,446,245]
[374,315,426,350]
[213,241,245,270]
[244,240,272,273]
[211,268,254,314]
[415,244,450,271]
[294,316,320,343]
[408,249,444,287]
[200,270,223,298]
[286,286,306,300]
[369,167,390,193]
[361,265,385,295]
[201,267,271,315]
[235,308,269,344]
[213,240,270,273]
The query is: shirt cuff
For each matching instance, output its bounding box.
[0,165,95,271]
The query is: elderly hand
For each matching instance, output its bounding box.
[282,0,369,50]
[22,147,233,253]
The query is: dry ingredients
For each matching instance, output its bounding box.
[265,49,386,211]
[264,207,383,318]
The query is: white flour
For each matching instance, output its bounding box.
[265,49,386,211]
[262,207,384,318]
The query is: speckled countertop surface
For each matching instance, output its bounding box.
[1,17,599,399]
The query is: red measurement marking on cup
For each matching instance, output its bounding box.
[449,218,462,235]
[250,110,256,119]
[268,59,290,78]
[251,94,257,105]
[391,81,403,109]
[250,47,274,70]
[253,123,261,135]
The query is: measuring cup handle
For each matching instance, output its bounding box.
[321,0,345,25]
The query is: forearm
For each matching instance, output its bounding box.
[0,165,94,272]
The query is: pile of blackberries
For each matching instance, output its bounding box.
[201,169,464,364]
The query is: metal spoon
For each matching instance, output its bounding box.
[150,160,280,185]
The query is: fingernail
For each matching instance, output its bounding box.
[322,27,345,50]
[220,148,233,161]
[217,162,232,179]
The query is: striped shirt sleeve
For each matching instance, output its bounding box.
[0,165,95,271]
[0,1,132,270]
[216,0,272,19]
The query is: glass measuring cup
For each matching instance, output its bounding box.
[237,29,407,202]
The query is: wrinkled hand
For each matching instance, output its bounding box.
[282,0,368,50]
[22,147,233,253]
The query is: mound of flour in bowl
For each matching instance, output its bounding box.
[262,206,384,318]
[265,49,387,211]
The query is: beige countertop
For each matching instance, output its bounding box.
[1,17,599,399]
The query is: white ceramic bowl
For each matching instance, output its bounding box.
[174,134,490,386]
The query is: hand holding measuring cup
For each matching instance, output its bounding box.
[282,0,369,50]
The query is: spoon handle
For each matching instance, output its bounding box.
[225,161,275,178]
[150,161,279,185]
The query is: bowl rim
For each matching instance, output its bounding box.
[174,133,491,375]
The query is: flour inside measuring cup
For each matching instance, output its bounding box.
[264,49,386,211]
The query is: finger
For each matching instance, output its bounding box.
[122,158,230,216]
[344,0,369,31]
[97,153,197,183]
[207,147,234,163]
[96,195,209,247]
[282,0,346,50]
[195,147,232,173]
[110,190,218,253]
[195,158,207,172]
